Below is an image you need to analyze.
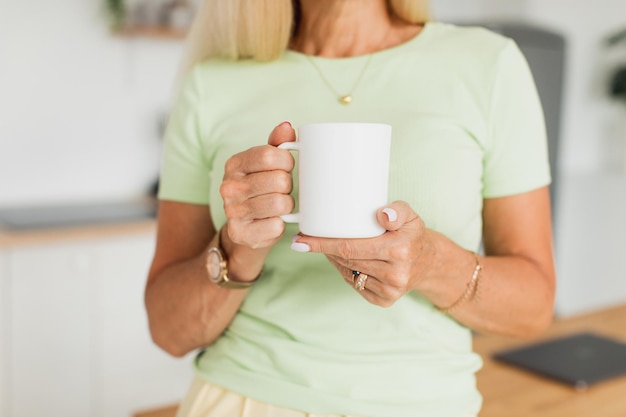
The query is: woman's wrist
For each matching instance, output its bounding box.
[218,225,267,282]
[412,230,480,310]
[435,253,483,313]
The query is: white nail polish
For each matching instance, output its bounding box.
[291,242,311,253]
[383,208,398,222]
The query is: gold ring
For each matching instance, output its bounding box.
[355,274,369,291]
[351,270,361,284]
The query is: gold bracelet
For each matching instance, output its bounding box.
[437,253,482,314]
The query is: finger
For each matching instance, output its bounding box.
[330,258,402,301]
[227,217,286,249]
[336,261,404,297]
[297,234,389,260]
[376,200,419,232]
[350,273,401,307]
[334,253,414,291]
[359,287,398,308]
[222,170,293,204]
[225,193,295,222]
[327,254,387,277]
[296,201,422,258]
[268,121,296,147]
[227,145,294,176]
[328,257,366,286]
[358,276,404,303]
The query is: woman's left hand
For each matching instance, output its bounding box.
[292,201,436,307]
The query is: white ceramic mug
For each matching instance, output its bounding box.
[278,122,391,238]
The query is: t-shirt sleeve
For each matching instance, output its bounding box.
[157,66,212,205]
[482,39,551,198]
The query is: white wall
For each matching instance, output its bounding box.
[432,0,528,22]
[524,0,626,175]
[0,0,183,207]
[522,0,626,316]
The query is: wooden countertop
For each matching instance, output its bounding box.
[0,220,156,248]
[475,303,626,417]
[0,199,157,248]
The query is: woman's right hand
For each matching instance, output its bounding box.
[145,122,296,356]
[220,121,297,250]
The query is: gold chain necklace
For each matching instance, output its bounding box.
[305,53,373,105]
[303,26,392,105]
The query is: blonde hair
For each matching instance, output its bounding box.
[178,0,430,77]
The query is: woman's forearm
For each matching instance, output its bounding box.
[144,251,249,357]
[456,254,555,337]
[145,223,270,357]
[417,230,555,338]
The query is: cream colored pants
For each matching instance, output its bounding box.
[176,377,477,417]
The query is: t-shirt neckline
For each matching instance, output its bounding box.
[284,21,435,63]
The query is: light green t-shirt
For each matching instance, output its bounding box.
[159,22,550,417]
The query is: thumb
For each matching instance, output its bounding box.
[268,121,296,147]
[376,201,420,232]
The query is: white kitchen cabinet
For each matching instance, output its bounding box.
[1,225,193,417]
[554,173,626,317]
[8,241,94,417]
[0,251,8,417]
[93,234,193,417]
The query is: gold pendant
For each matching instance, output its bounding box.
[339,95,352,105]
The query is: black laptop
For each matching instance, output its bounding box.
[493,332,626,390]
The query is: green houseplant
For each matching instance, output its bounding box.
[610,67,626,104]
[105,0,127,31]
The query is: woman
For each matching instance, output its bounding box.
[145,1,556,416]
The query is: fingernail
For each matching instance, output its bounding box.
[291,234,301,243]
[383,208,397,222]
[291,242,311,253]
[279,120,293,129]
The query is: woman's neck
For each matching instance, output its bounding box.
[290,0,395,57]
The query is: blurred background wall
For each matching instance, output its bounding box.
[0,0,181,206]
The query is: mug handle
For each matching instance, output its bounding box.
[277,141,300,223]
